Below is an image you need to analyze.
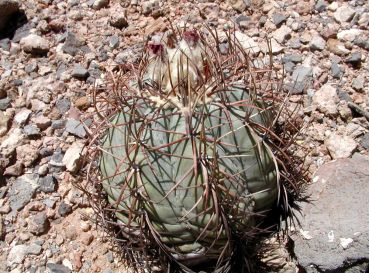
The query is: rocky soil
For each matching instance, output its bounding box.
[0,0,368,273]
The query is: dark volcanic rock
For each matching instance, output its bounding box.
[58,201,72,217]
[61,32,89,56]
[272,13,287,27]
[71,64,89,79]
[28,212,49,235]
[65,119,86,138]
[361,133,369,151]
[292,156,369,273]
[8,174,39,211]
[38,175,56,193]
[46,263,71,273]
[0,97,11,110]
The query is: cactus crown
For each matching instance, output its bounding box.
[82,27,306,273]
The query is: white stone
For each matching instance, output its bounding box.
[337,29,363,42]
[20,34,50,54]
[334,6,356,23]
[7,243,42,267]
[312,84,339,116]
[272,25,292,44]
[340,238,353,249]
[300,229,313,240]
[92,0,109,9]
[62,259,73,270]
[234,31,260,55]
[228,0,246,12]
[328,2,338,11]
[62,141,84,172]
[325,134,357,159]
[0,128,25,149]
[0,111,10,137]
[260,39,284,55]
[14,109,32,125]
[310,35,326,51]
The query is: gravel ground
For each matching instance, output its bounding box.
[0,0,368,272]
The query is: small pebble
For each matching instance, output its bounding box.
[58,201,72,217]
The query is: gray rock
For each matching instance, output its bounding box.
[7,243,42,267]
[272,13,287,26]
[258,15,267,27]
[315,0,327,12]
[0,0,20,31]
[0,38,10,51]
[331,62,343,79]
[219,42,229,55]
[52,119,66,130]
[39,175,56,193]
[46,263,71,273]
[282,54,302,64]
[353,37,369,50]
[9,174,39,211]
[351,76,365,92]
[49,150,65,168]
[28,212,49,235]
[345,52,362,66]
[23,124,41,137]
[65,119,86,138]
[337,89,352,102]
[71,64,89,79]
[283,81,306,94]
[110,14,128,29]
[25,62,38,73]
[58,201,72,217]
[61,32,89,56]
[292,157,369,272]
[309,35,326,51]
[55,98,71,114]
[20,34,50,55]
[43,198,56,208]
[106,251,114,263]
[11,79,22,86]
[92,0,109,10]
[292,65,313,83]
[0,97,11,110]
[108,35,119,49]
[361,133,369,151]
[39,147,53,157]
[109,35,119,49]
[334,5,356,23]
[289,38,302,49]
[235,15,250,27]
[283,61,295,74]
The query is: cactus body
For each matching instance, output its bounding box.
[93,29,299,272]
[100,92,278,268]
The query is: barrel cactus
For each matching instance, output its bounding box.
[86,28,304,273]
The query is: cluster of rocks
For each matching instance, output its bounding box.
[0,0,368,272]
